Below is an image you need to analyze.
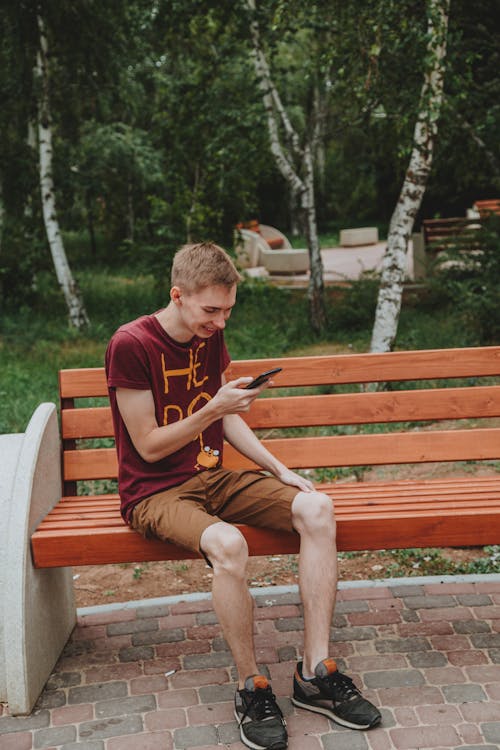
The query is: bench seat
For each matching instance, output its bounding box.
[32,474,500,567]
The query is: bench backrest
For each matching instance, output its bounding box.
[474,199,500,218]
[422,217,482,250]
[59,347,500,498]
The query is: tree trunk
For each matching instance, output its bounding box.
[303,145,326,332]
[36,13,89,329]
[246,0,326,332]
[370,0,449,353]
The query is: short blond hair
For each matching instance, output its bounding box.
[171,242,242,293]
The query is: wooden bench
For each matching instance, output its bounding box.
[474,199,500,218]
[31,346,500,569]
[422,217,482,254]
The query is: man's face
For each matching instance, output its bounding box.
[175,284,237,340]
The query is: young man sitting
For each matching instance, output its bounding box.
[105,242,381,750]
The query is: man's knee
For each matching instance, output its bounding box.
[292,491,336,535]
[200,522,248,574]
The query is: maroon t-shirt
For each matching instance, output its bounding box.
[105,314,231,522]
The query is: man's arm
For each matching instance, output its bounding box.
[116,376,262,463]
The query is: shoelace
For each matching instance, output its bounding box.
[323,671,361,702]
[240,686,284,724]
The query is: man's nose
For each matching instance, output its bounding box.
[213,311,226,329]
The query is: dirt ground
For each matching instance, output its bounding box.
[73,460,498,608]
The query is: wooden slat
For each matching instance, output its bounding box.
[59,368,108,398]
[61,385,500,439]
[58,346,500,398]
[62,428,500,481]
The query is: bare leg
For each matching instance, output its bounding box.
[291,491,337,676]
[200,522,258,688]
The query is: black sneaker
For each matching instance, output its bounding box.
[292,658,381,730]
[234,675,288,750]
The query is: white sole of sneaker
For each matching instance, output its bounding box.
[233,709,288,750]
[291,696,378,730]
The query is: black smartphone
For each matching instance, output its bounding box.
[244,367,283,389]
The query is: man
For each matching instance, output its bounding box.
[105,242,381,750]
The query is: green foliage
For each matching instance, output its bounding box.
[426,217,500,344]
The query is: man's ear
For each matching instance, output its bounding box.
[170,286,182,304]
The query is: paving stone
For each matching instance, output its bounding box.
[456,594,492,606]
[442,684,487,703]
[183,651,235,670]
[46,672,82,690]
[146,707,188,732]
[275,617,304,632]
[321,729,369,749]
[390,584,425,597]
[470,632,500,649]
[447,649,488,666]
[0,731,34,749]
[420,606,475,622]
[108,732,173,750]
[119,645,154,662]
[376,685,444,706]
[107,618,159,636]
[173,724,219,747]
[95,694,156,718]
[196,611,218,625]
[389,724,460,748]
[217,720,241,745]
[62,639,93,658]
[331,626,377,642]
[460,701,500,722]
[278,645,297,661]
[199,684,235,703]
[137,604,171,618]
[52,704,94,726]
[253,591,301,606]
[375,636,431,653]
[33,725,76,748]
[0,710,50,734]
[364,669,425,689]
[482,722,500,744]
[132,628,184,646]
[489,648,500,662]
[34,690,67,709]
[78,715,143,741]
[453,619,490,634]
[69,681,128,705]
[403,595,456,609]
[335,600,369,614]
[401,609,420,622]
[408,650,447,667]
[61,742,104,750]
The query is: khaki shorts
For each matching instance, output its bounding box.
[130,468,298,557]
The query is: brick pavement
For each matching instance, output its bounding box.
[1,575,500,750]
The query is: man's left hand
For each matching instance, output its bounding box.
[275,468,315,493]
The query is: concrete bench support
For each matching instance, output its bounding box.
[0,403,76,715]
[340,227,379,246]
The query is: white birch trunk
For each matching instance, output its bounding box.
[370,0,449,353]
[246,0,325,331]
[36,14,89,329]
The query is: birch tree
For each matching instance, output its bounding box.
[370,0,450,353]
[245,0,327,332]
[35,12,89,329]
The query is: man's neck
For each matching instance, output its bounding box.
[155,304,192,343]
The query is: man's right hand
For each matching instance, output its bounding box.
[211,377,268,416]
